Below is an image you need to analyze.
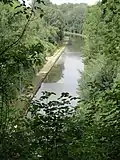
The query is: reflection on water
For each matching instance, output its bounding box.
[44,54,65,83]
[68,36,84,53]
[35,37,84,99]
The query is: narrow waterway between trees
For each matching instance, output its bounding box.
[35,37,84,99]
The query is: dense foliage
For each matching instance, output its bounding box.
[58,3,87,33]
[0,92,81,160]
[0,0,64,104]
[0,0,86,159]
[78,0,120,159]
[0,1,65,158]
[1,0,120,159]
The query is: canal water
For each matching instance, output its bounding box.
[35,37,84,99]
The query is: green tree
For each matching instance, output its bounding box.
[59,3,87,34]
[77,0,120,159]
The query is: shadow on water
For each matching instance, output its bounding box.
[35,37,84,101]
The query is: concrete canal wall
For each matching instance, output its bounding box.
[32,46,66,97]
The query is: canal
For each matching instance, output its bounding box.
[35,37,84,99]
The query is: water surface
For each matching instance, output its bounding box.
[35,37,84,99]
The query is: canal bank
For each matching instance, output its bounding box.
[32,45,66,97]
